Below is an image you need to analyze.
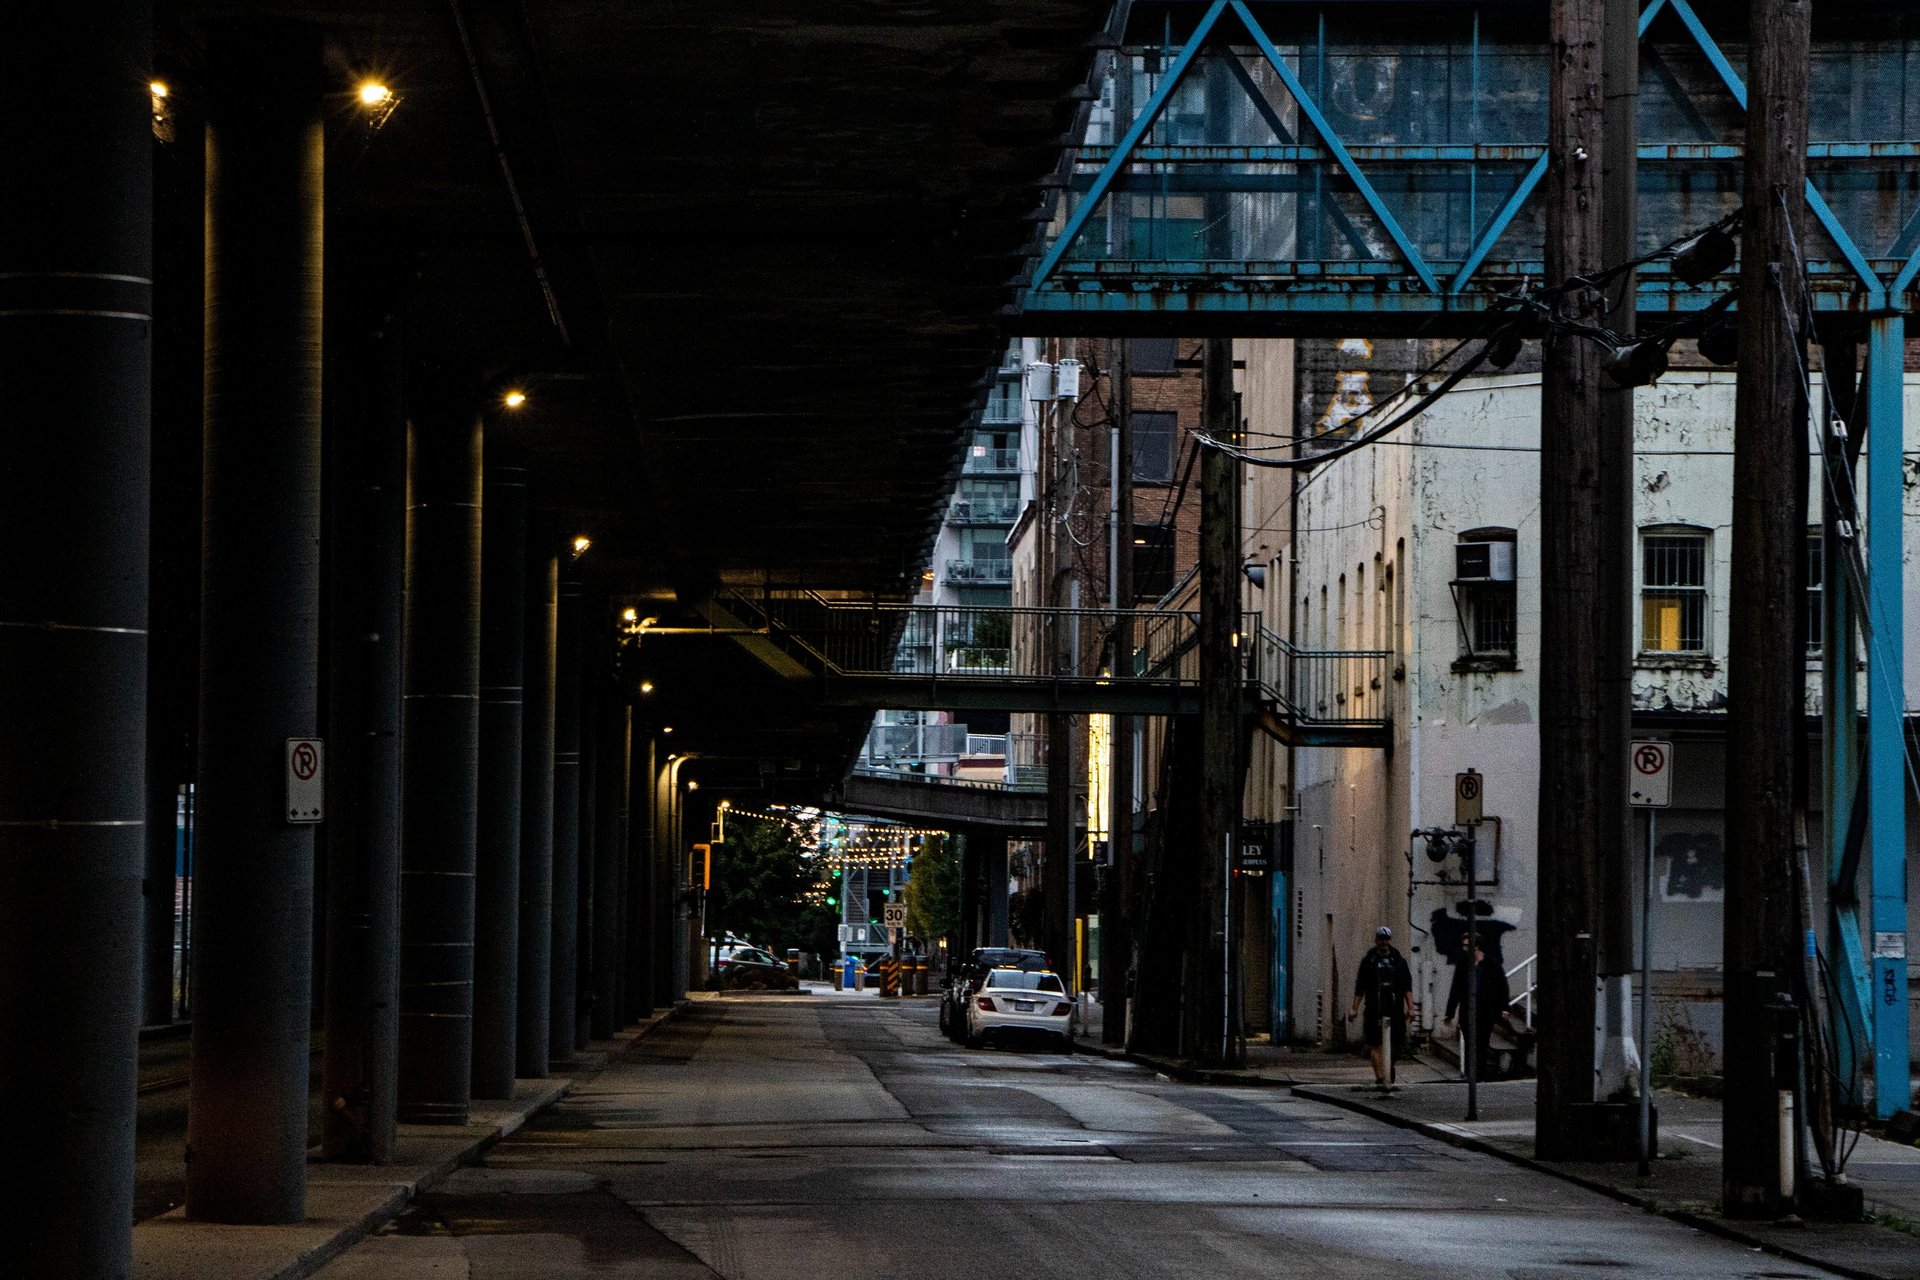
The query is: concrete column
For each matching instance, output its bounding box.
[320,273,406,1162]
[186,19,325,1224]
[652,752,681,1004]
[471,453,526,1098]
[576,673,598,1048]
[985,836,1011,947]
[593,696,630,1037]
[516,553,558,1077]
[628,733,657,1020]
[396,386,483,1123]
[550,575,584,1058]
[0,5,151,1268]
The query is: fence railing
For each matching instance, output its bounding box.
[962,446,1020,474]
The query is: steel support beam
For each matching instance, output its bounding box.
[186,20,324,1222]
[0,5,151,1266]
[1865,317,1911,1120]
[592,693,629,1038]
[472,454,526,1098]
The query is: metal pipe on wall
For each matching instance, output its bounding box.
[0,4,152,1266]
[471,454,527,1097]
[186,18,325,1224]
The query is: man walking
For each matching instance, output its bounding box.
[1349,925,1413,1087]
[1444,934,1512,1082]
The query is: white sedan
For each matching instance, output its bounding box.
[964,968,1074,1050]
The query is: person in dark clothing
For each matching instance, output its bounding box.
[1444,935,1512,1082]
[1349,926,1413,1084]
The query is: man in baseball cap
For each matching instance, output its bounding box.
[1350,925,1413,1086]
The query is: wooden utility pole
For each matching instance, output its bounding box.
[1594,0,1640,1092]
[1536,0,1606,1159]
[1724,0,1810,1218]
[1104,336,1135,1045]
[1191,336,1242,1067]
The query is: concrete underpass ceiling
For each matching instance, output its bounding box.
[158,0,1111,780]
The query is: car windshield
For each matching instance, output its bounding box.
[736,950,773,965]
[983,970,1063,993]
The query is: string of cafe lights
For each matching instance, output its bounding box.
[720,804,949,869]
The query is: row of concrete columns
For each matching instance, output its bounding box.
[1,14,690,1275]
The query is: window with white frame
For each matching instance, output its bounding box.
[1640,528,1709,655]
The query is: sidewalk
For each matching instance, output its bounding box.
[1073,997,1920,1280]
[132,1004,684,1280]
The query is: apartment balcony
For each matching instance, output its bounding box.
[948,497,1020,525]
[980,396,1024,426]
[961,444,1020,474]
[946,556,1013,584]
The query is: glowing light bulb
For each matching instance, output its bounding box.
[621,607,638,623]
[639,681,655,695]
[149,81,169,99]
[503,389,527,409]
[358,82,392,107]
[571,535,591,557]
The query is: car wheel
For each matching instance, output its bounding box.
[938,1002,951,1035]
[964,1027,983,1049]
[1059,1034,1074,1055]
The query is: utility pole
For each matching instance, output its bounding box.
[1723,0,1810,1218]
[1536,0,1606,1159]
[1193,336,1242,1067]
[1104,335,1134,1045]
[1594,0,1641,1103]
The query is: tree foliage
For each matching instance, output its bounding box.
[903,833,961,946]
[710,818,838,956]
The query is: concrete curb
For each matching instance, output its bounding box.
[1290,1084,1905,1280]
[132,1002,689,1280]
[1075,1038,1300,1087]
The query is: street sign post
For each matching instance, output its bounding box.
[1629,739,1673,1174]
[286,738,323,824]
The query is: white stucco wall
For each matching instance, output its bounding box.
[1273,369,1920,1057]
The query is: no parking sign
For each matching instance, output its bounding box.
[1629,740,1671,808]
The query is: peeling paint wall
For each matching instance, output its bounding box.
[1261,368,1920,1054]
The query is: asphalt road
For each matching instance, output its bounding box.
[315,993,1839,1279]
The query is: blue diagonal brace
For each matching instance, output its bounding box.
[1889,232,1920,297]
[1667,0,1885,302]
[1230,0,1440,293]
[1029,0,1229,287]
[1451,156,1547,294]
[1222,53,1378,261]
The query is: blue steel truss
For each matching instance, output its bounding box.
[1019,0,1913,1120]
[1022,0,1920,330]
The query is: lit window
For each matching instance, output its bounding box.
[1640,529,1709,654]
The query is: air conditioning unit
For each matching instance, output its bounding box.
[1455,540,1516,583]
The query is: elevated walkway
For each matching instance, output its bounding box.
[834,770,1048,835]
[707,590,1391,748]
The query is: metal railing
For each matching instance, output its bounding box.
[945,557,1013,584]
[948,498,1020,525]
[1506,953,1536,1028]
[980,397,1024,425]
[726,592,1390,734]
[961,446,1020,474]
[1247,623,1391,727]
[860,722,968,765]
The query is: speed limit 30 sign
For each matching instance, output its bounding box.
[1629,740,1672,808]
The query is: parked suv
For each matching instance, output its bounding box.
[939,947,1047,1041]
